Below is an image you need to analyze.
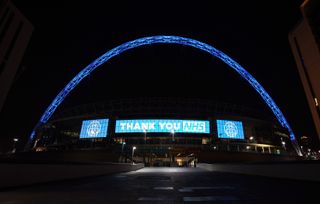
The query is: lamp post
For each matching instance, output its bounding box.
[33,139,40,149]
[171,130,175,142]
[121,142,126,154]
[281,141,286,151]
[12,138,19,153]
[132,146,136,164]
[249,136,254,142]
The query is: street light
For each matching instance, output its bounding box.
[249,136,254,142]
[281,141,286,151]
[33,139,40,149]
[121,142,126,154]
[132,146,136,164]
[280,137,286,151]
[171,130,175,142]
[12,138,19,153]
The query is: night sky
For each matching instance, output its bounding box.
[1,0,318,151]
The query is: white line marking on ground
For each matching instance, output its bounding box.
[183,196,239,202]
[179,189,193,192]
[154,186,174,190]
[179,186,234,192]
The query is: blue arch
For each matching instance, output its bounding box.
[28,35,302,155]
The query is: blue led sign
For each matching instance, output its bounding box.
[79,119,109,138]
[217,120,244,139]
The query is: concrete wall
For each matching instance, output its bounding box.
[198,151,301,163]
[289,18,320,140]
[7,149,121,163]
[198,162,320,181]
[0,163,144,189]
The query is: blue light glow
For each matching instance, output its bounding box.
[217,120,244,139]
[28,35,302,155]
[115,119,210,133]
[79,119,109,138]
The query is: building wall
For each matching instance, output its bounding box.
[0,0,33,112]
[288,0,320,142]
[50,115,285,147]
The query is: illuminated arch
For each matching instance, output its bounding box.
[28,35,302,155]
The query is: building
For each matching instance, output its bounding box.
[34,98,292,166]
[0,0,33,112]
[289,0,320,142]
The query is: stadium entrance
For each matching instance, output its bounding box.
[118,144,199,167]
[113,119,208,166]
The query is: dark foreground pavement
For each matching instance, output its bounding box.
[0,167,318,204]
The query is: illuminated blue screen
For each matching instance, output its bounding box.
[79,119,109,138]
[217,120,244,139]
[115,119,210,133]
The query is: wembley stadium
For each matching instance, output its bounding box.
[32,97,294,166]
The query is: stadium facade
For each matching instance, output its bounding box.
[34,97,293,165]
